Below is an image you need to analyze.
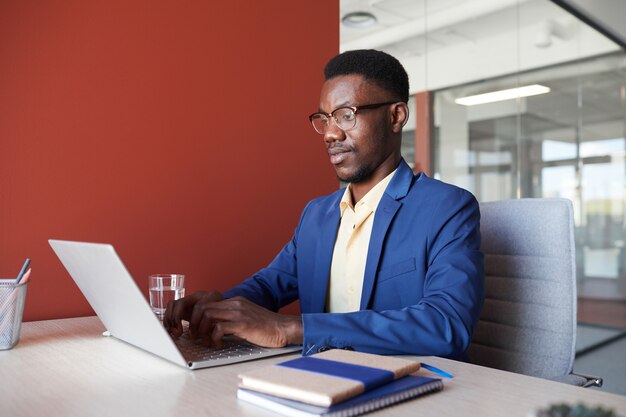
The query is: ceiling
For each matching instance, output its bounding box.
[341,0,528,56]
[552,0,626,49]
[340,0,625,57]
[339,0,623,90]
[339,0,626,144]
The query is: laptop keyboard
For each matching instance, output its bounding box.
[175,333,270,362]
[168,322,302,367]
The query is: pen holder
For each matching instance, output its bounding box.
[0,281,28,350]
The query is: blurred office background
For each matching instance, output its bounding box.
[340,0,625,395]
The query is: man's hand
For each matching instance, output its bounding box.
[194,296,303,348]
[164,290,224,338]
[164,292,303,348]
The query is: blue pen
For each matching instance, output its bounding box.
[420,362,453,378]
[15,258,31,284]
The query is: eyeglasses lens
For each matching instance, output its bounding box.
[311,114,329,134]
[334,108,356,131]
[310,108,356,134]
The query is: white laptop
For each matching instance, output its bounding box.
[48,239,301,369]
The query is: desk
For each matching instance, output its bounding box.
[1,317,624,417]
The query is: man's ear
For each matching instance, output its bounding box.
[390,102,409,133]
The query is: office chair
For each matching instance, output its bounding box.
[468,198,602,387]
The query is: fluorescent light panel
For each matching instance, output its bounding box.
[454,84,551,106]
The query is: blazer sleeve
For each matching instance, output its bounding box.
[221,202,312,311]
[301,191,484,359]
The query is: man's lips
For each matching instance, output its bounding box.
[328,147,350,165]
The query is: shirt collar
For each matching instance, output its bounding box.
[339,168,397,217]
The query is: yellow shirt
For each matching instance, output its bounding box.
[326,169,397,313]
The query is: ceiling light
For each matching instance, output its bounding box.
[535,19,574,48]
[342,11,377,29]
[454,84,551,106]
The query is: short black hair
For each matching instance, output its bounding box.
[324,49,409,103]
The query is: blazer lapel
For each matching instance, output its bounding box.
[310,202,340,313]
[359,196,401,309]
[359,160,414,309]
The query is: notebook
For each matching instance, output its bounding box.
[48,239,301,369]
[238,349,422,406]
[237,375,443,417]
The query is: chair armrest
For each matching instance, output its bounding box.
[573,372,603,388]
[549,372,603,387]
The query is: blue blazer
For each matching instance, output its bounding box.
[224,159,484,359]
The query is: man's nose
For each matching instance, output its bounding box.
[323,119,346,144]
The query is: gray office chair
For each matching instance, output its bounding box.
[469,198,601,387]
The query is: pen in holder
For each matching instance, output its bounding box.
[0,280,29,350]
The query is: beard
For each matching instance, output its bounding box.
[336,164,372,184]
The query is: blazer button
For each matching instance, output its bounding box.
[318,345,334,352]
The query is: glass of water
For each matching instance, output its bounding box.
[149,274,185,321]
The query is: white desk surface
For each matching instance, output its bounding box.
[1,316,624,417]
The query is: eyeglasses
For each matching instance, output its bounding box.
[308,101,398,134]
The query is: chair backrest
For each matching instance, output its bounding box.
[469,198,577,379]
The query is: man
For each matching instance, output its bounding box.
[165,49,484,360]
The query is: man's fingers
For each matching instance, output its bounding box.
[197,308,218,344]
[195,305,242,342]
[164,297,187,336]
[191,298,247,337]
[183,291,223,339]
[164,299,183,337]
[188,301,208,340]
[165,292,205,334]
[169,294,294,348]
[211,321,241,347]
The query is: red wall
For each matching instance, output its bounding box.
[0,1,339,321]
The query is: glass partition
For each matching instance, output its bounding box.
[433,52,626,299]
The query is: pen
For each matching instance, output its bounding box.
[420,362,453,378]
[18,268,31,284]
[15,259,31,284]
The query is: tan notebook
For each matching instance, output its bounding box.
[238,349,421,407]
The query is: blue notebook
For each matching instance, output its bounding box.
[237,375,443,417]
[237,349,422,406]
